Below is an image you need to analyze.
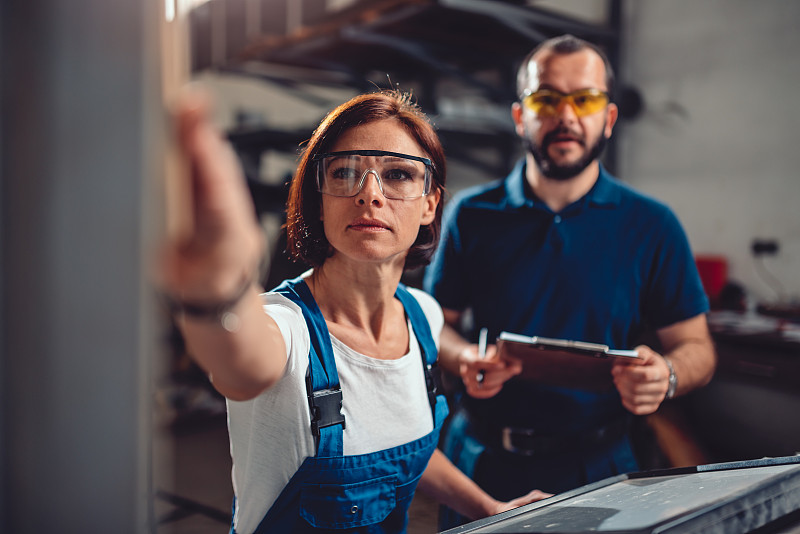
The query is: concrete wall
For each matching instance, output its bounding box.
[617,0,800,304]
[1,0,161,530]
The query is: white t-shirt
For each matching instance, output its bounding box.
[226,286,444,534]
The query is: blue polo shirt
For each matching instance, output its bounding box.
[424,160,709,433]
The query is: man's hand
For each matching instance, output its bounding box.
[612,315,716,415]
[611,345,670,415]
[459,344,522,399]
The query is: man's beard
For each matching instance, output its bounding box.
[525,127,608,181]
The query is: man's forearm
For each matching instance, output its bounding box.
[657,314,717,397]
[663,337,716,396]
[438,321,471,375]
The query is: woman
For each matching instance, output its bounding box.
[161,89,549,533]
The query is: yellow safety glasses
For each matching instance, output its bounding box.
[521,88,610,118]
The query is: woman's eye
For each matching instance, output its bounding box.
[384,169,413,181]
[331,167,358,180]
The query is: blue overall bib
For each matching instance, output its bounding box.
[235,277,448,534]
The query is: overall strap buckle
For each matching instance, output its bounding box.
[306,374,346,448]
[424,362,442,411]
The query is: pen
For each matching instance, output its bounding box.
[476,327,488,385]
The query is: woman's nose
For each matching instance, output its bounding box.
[355,169,386,204]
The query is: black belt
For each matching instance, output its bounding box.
[490,419,630,457]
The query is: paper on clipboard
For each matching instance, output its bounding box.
[496,332,639,391]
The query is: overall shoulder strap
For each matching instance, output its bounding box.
[271,277,340,389]
[271,277,345,456]
[394,284,442,421]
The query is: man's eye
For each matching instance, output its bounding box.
[573,96,589,106]
[537,96,560,107]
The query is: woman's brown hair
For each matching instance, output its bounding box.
[285,90,446,270]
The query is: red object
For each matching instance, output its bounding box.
[695,255,728,303]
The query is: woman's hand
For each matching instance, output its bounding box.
[159,87,264,302]
[492,488,553,515]
[157,87,288,401]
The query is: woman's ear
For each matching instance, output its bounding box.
[420,188,440,225]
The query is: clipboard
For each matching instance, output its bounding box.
[496,332,639,391]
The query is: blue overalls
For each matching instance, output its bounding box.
[234,277,449,533]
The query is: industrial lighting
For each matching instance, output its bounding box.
[166,0,213,22]
[165,0,176,21]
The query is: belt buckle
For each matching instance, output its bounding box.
[501,427,537,456]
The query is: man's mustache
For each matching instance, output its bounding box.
[542,127,585,148]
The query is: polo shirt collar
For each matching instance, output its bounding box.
[504,159,621,211]
[504,159,531,209]
[587,164,622,208]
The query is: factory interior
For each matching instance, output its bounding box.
[2,0,799,532]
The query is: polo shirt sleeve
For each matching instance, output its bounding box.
[423,196,468,312]
[643,206,710,329]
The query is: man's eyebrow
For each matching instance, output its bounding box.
[532,86,606,94]
[531,84,564,94]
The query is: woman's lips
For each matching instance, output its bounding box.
[348,219,390,231]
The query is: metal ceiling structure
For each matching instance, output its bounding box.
[191,0,621,104]
[187,0,624,206]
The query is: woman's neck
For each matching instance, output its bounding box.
[307,258,404,333]
[307,259,409,359]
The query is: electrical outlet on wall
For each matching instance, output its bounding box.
[751,239,779,256]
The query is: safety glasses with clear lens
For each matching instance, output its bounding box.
[313,150,433,200]
[521,88,610,118]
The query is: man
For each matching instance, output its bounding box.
[423,34,716,528]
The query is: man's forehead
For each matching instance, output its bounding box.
[525,49,607,91]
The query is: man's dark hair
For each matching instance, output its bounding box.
[517,34,615,100]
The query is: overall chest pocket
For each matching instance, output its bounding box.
[299,474,397,529]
